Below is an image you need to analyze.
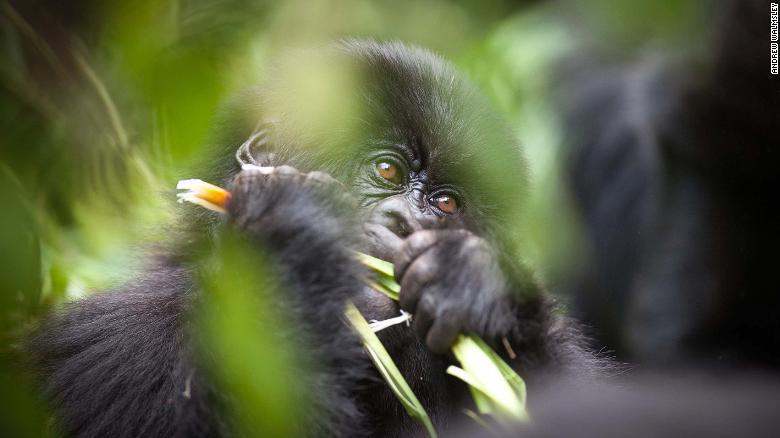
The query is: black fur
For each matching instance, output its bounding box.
[27,40,603,437]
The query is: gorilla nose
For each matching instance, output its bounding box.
[365,196,439,259]
[368,197,422,238]
[409,188,428,212]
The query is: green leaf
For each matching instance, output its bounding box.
[366,280,400,301]
[451,335,527,420]
[375,274,401,295]
[198,233,309,436]
[355,251,396,278]
[446,366,494,414]
[344,302,437,438]
[469,336,527,408]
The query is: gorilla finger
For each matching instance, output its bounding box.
[233,167,263,186]
[228,172,265,204]
[394,230,442,283]
[305,170,343,188]
[426,313,461,354]
[399,250,439,313]
[412,294,436,341]
[273,165,301,178]
[363,223,403,261]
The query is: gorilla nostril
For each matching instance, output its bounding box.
[385,210,413,237]
[369,196,423,238]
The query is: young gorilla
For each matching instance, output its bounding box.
[28,41,600,437]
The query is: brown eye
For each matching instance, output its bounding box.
[432,194,458,214]
[376,161,400,183]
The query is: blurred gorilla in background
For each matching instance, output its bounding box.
[454,1,780,437]
[562,0,779,368]
[494,1,780,436]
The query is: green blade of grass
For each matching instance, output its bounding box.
[365,280,399,301]
[469,335,527,408]
[375,274,401,296]
[344,302,437,438]
[450,335,529,421]
[355,251,396,278]
[446,365,495,414]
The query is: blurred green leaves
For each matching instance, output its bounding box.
[0,167,51,438]
[0,0,703,299]
[0,166,40,336]
[197,230,309,436]
[0,0,707,434]
[568,0,703,53]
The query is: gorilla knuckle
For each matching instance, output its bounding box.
[273,165,300,176]
[305,170,341,187]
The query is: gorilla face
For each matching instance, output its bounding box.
[229,41,531,353]
[237,41,526,254]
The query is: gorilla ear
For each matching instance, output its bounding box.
[235,123,278,168]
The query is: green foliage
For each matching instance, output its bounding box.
[0,166,52,438]
[0,0,702,434]
[197,231,310,436]
[447,335,528,420]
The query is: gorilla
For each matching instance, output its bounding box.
[561,0,780,368]
[452,2,780,437]
[486,1,780,437]
[26,40,603,437]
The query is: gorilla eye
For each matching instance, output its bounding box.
[375,161,403,185]
[431,194,458,214]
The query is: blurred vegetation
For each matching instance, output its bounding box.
[197,230,309,436]
[0,0,705,435]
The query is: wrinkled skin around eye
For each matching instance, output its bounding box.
[246,164,511,355]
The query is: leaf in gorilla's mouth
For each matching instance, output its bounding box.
[354,251,400,301]
[176,177,530,434]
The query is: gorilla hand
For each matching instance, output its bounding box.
[393,229,514,354]
[226,165,357,258]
